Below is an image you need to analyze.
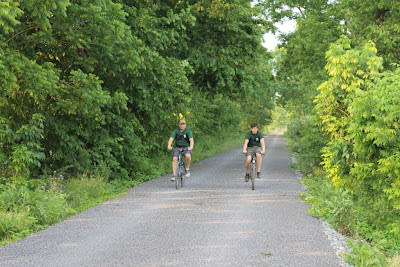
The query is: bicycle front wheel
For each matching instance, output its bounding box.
[180,164,185,188]
[250,163,256,190]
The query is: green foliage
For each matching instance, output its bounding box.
[265,105,289,133]
[346,240,387,267]
[302,174,357,236]
[308,37,400,261]
[302,172,400,261]
[272,0,400,263]
[268,0,341,115]
[315,36,383,188]
[10,114,46,177]
[350,68,400,208]
[0,211,36,241]
[0,181,70,242]
[0,0,274,182]
[337,0,400,68]
[65,175,114,211]
[0,174,123,245]
[315,36,382,140]
[27,189,69,225]
[0,1,23,35]
[285,116,326,174]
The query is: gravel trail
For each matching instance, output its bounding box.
[0,135,349,266]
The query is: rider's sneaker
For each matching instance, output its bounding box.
[170,176,176,182]
[257,172,261,179]
[245,173,250,182]
[185,169,190,178]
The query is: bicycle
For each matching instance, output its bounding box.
[245,151,264,190]
[249,151,257,190]
[175,148,186,189]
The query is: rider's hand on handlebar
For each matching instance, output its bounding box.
[243,150,247,154]
[167,145,173,151]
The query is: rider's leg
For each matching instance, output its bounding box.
[172,156,178,176]
[184,153,191,170]
[184,153,191,177]
[256,153,262,172]
[245,155,251,173]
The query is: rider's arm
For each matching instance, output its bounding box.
[243,139,249,153]
[188,138,194,151]
[260,138,265,154]
[167,137,174,150]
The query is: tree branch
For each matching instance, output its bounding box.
[296,7,305,19]
[6,25,41,43]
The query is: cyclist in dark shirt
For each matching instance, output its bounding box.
[243,123,265,180]
[167,119,194,181]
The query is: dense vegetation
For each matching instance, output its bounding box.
[261,0,400,265]
[0,0,275,245]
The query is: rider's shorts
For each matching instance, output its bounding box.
[173,147,192,158]
[246,146,261,157]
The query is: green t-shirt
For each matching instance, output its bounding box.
[171,128,193,147]
[245,131,264,147]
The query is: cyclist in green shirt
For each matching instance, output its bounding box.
[167,119,194,181]
[243,123,265,180]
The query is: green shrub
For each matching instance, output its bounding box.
[302,174,356,235]
[26,189,71,226]
[0,211,36,241]
[65,175,113,211]
[0,183,31,212]
[302,171,400,262]
[0,181,71,243]
[345,240,387,267]
[285,116,327,175]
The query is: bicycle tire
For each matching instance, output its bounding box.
[180,162,185,188]
[175,152,185,189]
[175,155,181,189]
[180,175,184,188]
[250,161,256,191]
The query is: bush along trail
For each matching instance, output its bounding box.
[264,0,400,265]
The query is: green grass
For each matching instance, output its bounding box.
[0,176,125,246]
